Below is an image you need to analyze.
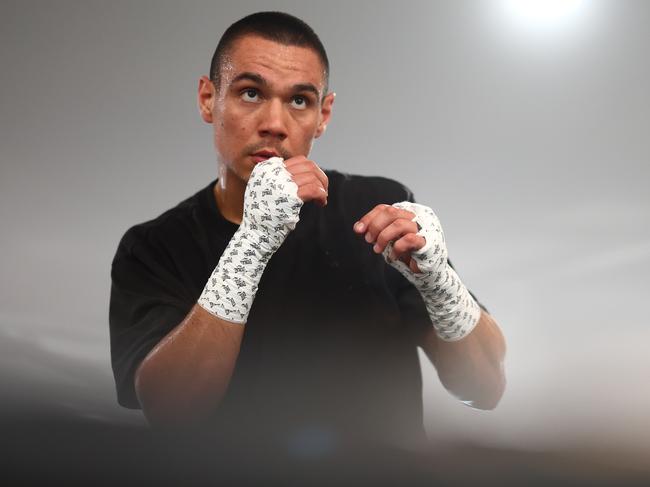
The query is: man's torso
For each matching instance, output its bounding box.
[110,170,432,446]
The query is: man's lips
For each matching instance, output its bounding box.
[251,150,280,163]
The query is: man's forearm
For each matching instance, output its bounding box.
[354,202,507,408]
[135,159,311,428]
[420,310,506,409]
[135,304,244,428]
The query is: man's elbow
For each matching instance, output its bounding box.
[134,360,170,427]
[463,375,506,411]
[134,359,220,429]
[134,359,185,428]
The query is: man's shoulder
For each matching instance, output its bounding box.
[115,181,212,257]
[324,169,414,205]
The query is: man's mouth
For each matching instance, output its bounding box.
[251,150,280,163]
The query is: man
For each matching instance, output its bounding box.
[109,11,506,452]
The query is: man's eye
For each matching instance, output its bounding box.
[241,89,260,102]
[291,96,308,110]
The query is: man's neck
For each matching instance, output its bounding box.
[214,167,246,226]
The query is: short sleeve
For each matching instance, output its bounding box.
[109,229,195,409]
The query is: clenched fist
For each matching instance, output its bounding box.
[354,201,480,341]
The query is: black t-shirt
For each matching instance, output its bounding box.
[109,169,480,446]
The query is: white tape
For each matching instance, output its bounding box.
[383,202,481,341]
[198,158,302,323]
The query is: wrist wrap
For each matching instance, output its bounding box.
[198,158,302,323]
[383,201,481,341]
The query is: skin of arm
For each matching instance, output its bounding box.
[134,304,245,428]
[418,309,506,410]
[354,204,507,410]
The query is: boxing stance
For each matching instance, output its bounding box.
[125,12,505,432]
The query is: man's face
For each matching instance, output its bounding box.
[199,35,334,184]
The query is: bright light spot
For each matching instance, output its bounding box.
[500,0,587,34]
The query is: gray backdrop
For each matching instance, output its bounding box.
[1,0,648,454]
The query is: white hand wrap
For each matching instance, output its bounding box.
[383,202,481,341]
[198,157,302,323]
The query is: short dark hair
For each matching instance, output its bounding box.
[209,11,329,95]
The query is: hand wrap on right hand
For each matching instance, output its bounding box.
[198,157,302,323]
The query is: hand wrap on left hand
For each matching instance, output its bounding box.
[383,201,481,341]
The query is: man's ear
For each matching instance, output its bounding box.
[198,75,215,123]
[315,92,335,139]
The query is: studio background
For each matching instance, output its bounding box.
[1,0,648,462]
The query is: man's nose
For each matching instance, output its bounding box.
[258,98,288,141]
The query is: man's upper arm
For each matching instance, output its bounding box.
[109,229,193,409]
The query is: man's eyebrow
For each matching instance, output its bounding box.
[230,72,267,86]
[292,83,321,99]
